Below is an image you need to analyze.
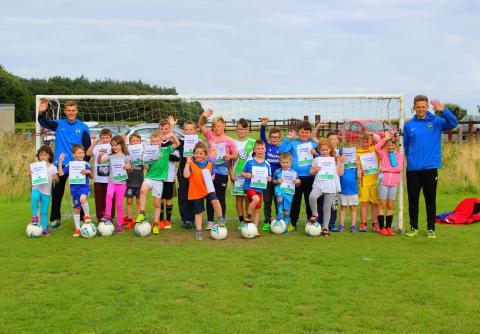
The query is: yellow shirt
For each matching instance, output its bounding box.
[356,146,378,187]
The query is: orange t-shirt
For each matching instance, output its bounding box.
[188,160,213,200]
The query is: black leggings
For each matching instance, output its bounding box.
[290,176,314,226]
[207,174,228,222]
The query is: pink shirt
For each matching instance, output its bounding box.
[375,139,404,187]
[204,129,237,175]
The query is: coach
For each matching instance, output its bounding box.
[403,95,458,238]
[37,99,91,229]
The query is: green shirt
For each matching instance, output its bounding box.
[145,146,174,181]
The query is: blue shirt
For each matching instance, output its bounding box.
[63,162,91,192]
[260,125,281,175]
[340,168,358,195]
[403,108,458,171]
[279,138,318,177]
[242,159,271,193]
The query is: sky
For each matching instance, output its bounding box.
[1,0,479,119]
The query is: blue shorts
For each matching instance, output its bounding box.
[191,193,218,215]
[71,186,90,208]
[274,189,293,212]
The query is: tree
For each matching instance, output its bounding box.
[0,66,33,122]
[445,103,467,120]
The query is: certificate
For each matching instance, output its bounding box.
[30,161,48,186]
[69,161,86,185]
[280,170,297,195]
[342,147,357,169]
[215,143,226,164]
[143,145,160,164]
[233,175,246,194]
[316,157,336,180]
[297,142,313,166]
[128,144,143,166]
[183,135,199,157]
[201,169,216,194]
[359,153,379,175]
[111,157,128,182]
[250,166,268,189]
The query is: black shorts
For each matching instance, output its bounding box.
[161,181,174,199]
[191,193,218,214]
[125,187,141,199]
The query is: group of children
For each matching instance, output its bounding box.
[29,109,403,240]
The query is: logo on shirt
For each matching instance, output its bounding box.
[75,129,81,135]
[238,149,248,160]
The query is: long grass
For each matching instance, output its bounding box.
[441,140,480,192]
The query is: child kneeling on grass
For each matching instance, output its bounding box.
[183,143,226,240]
[375,131,403,236]
[58,145,93,237]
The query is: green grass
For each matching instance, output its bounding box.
[1,187,480,333]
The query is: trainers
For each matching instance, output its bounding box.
[164,220,172,230]
[386,227,396,236]
[84,215,92,224]
[135,213,145,223]
[372,224,379,233]
[322,229,330,237]
[283,228,289,235]
[360,223,367,232]
[152,223,160,235]
[73,229,80,237]
[262,223,270,231]
[378,228,389,236]
[49,220,62,230]
[218,218,226,227]
[405,228,418,237]
[338,224,345,232]
[427,230,437,239]
[308,216,318,224]
[329,224,338,232]
[181,221,189,229]
[116,225,124,233]
[125,219,135,230]
[122,216,129,226]
[275,213,283,220]
[351,225,358,233]
[206,221,214,230]
[42,229,51,236]
[195,230,203,240]
[244,217,253,223]
[288,225,297,232]
[32,216,39,224]
[186,221,194,229]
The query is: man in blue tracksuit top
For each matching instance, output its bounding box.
[403,95,458,238]
[37,98,91,229]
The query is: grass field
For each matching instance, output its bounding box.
[1,186,480,333]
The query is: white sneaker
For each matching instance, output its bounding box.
[205,221,214,230]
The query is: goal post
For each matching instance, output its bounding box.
[34,93,405,231]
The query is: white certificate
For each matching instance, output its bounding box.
[280,170,297,195]
[201,169,216,194]
[183,135,199,157]
[69,161,86,185]
[215,143,226,163]
[128,144,144,166]
[342,147,357,169]
[30,161,48,186]
[233,175,246,194]
[250,166,268,189]
[317,157,336,180]
[297,142,313,166]
[359,153,379,175]
[143,145,160,164]
[110,157,128,182]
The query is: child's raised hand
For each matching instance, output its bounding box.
[260,117,269,126]
[38,98,49,113]
[286,129,297,139]
[202,108,213,118]
[186,156,192,163]
[384,131,391,140]
[58,152,65,162]
[167,115,177,127]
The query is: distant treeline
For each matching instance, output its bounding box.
[0,65,202,123]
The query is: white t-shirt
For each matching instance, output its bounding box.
[311,156,341,194]
[92,144,111,183]
[233,138,254,173]
[100,152,130,184]
[32,164,58,196]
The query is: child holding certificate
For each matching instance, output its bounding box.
[177,121,198,229]
[136,130,180,234]
[198,108,237,230]
[125,133,144,229]
[57,145,92,237]
[28,145,59,236]
[339,147,359,232]
[97,135,132,233]
[375,131,404,236]
[308,139,345,236]
[183,143,226,240]
[272,153,300,233]
[356,133,380,233]
[241,139,272,235]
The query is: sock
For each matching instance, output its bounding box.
[276,199,283,218]
[218,216,226,225]
[73,214,81,229]
[378,215,385,229]
[81,202,90,217]
[238,215,244,223]
[386,215,393,228]
[283,213,290,226]
[160,203,165,221]
[166,204,173,221]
